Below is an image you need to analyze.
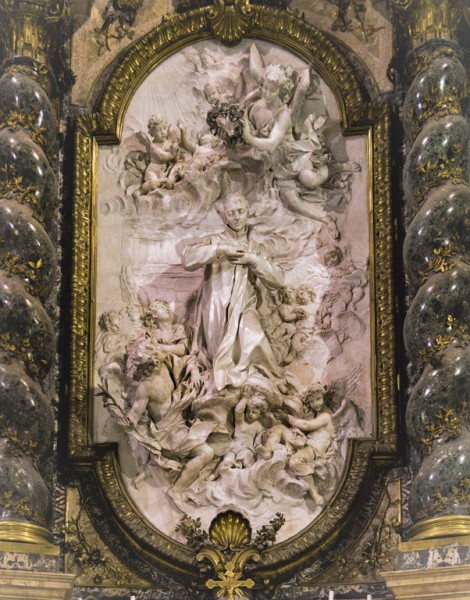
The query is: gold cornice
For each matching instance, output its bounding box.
[409,515,470,541]
[0,521,53,545]
[400,533,470,552]
[0,540,60,555]
[383,564,470,600]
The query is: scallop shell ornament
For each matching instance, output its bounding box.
[208,0,253,45]
[209,511,252,550]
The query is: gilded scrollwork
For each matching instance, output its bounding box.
[0,107,47,147]
[68,119,95,459]
[300,479,400,585]
[418,236,467,284]
[0,414,38,461]
[0,252,43,295]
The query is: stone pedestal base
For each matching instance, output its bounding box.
[0,571,76,600]
[383,564,470,599]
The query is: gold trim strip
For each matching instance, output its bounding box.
[0,521,53,544]
[0,540,60,555]
[409,516,470,541]
[400,533,470,552]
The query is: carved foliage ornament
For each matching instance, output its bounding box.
[69,2,397,590]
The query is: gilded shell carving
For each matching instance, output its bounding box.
[208,0,253,45]
[209,511,252,550]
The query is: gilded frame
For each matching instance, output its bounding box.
[69,3,397,586]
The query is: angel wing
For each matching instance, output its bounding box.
[289,66,310,126]
[326,364,363,412]
[249,43,264,85]
[327,365,365,447]
[120,265,139,306]
[122,130,151,153]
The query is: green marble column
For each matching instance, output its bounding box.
[393,0,470,539]
[0,0,67,545]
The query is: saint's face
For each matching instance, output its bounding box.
[222,198,249,232]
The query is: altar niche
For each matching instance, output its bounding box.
[70,14,396,587]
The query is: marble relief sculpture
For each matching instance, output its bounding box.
[95,40,369,540]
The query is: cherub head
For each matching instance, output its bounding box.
[263,64,294,104]
[204,81,222,106]
[147,114,169,142]
[322,246,343,268]
[303,384,326,413]
[279,286,298,305]
[201,48,217,69]
[98,311,120,333]
[297,284,315,305]
[242,386,269,423]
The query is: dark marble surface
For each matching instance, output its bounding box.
[403,56,466,138]
[0,200,57,301]
[0,273,55,380]
[404,115,469,217]
[0,439,52,527]
[0,361,54,464]
[403,261,470,365]
[406,346,470,454]
[409,436,470,522]
[404,183,470,290]
[0,128,57,226]
[0,71,57,162]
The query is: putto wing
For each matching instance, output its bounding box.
[123,130,151,153]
